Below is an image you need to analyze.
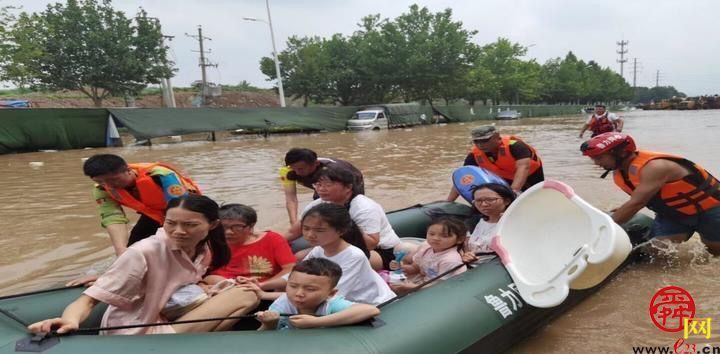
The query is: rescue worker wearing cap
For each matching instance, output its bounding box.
[578,104,624,138]
[446,125,544,200]
[580,132,720,255]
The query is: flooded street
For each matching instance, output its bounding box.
[1,109,719,351]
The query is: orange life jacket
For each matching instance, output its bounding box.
[613,151,720,218]
[104,163,201,224]
[471,135,543,181]
[589,113,615,135]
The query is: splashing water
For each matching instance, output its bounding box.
[636,236,711,270]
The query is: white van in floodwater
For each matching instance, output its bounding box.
[346,108,389,131]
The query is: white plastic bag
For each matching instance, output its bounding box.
[161,284,209,320]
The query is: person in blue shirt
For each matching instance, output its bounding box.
[253,258,380,330]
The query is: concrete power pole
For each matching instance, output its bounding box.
[185,25,217,106]
[632,58,638,88]
[616,40,628,79]
[161,35,176,108]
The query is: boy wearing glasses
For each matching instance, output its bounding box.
[446,125,544,200]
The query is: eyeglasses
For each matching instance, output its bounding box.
[473,197,502,205]
[222,223,250,233]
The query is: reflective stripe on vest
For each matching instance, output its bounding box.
[613,151,720,218]
[590,114,614,135]
[104,163,201,224]
[471,135,542,180]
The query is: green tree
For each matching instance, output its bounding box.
[322,34,364,105]
[0,3,10,63]
[350,14,404,104]
[0,10,46,89]
[477,38,528,104]
[392,5,477,104]
[539,58,562,103]
[255,5,636,107]
[540,53,632,104]
[2,0,172,106]
[515,60,542,103]
[260,36,327,107]
[462,63,495,106]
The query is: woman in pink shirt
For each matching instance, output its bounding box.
[28,195,260,335]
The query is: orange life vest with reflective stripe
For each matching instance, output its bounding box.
[104,163,201,224]
[471,135,542,180]
[589,113,614,135]
[613,151,720,218]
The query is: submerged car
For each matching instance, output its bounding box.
[346,108,389,130]
[495,110,522,120]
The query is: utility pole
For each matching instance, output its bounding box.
[145,16,177,108]
[185,25,217,106]
[242,0,286,107]
[656,70,660,87]
[161,35,176,108]
[616,40,628,79]
[632,58,638,88]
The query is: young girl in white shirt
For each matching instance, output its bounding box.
[463,183,516,262]
[300,203,395,305]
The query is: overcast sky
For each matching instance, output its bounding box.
[4,0,719,96]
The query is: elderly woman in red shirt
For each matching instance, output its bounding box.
[204,204,296,291]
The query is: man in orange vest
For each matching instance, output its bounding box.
[83,154,201,256]
[578,104,624,138]
[447,125,544,200]
[581,132,720,255]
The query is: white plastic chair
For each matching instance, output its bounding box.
[491,180,631,308]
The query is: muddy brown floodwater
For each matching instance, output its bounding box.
[1,109,718,351]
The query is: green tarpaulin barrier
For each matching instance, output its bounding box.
[107,107,360,140]
[384,103,434,126]
[0,104,587,154]
[0,108,108,154]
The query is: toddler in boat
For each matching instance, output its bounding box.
[388,217,467,295]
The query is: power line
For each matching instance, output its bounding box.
[616,40,628,79]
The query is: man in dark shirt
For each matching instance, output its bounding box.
[279,148,364,224]
[447,125,544,201]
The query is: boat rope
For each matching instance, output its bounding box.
[0,284,83,301]
[67,312,293,335]
[377,251,495,309]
